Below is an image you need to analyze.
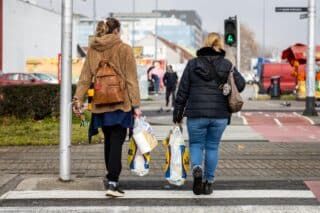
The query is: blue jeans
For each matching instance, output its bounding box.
[187,117,228,182]
[152,74,160,94]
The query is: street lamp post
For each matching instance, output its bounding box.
[92,0,96,32]
[81,0,96,33]
[303,0,318,116]
[262,0,266,57]
[154,0,158,60]
[132,0,135,47]
[60,0,73,181]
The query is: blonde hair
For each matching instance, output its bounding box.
[204,32,224,52]
[95,21,106,37]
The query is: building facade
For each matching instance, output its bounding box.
[135,34,193,64]
[110,10,202,50]
[156,10,202,49]
[1,0,79,73]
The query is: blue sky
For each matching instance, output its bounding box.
[39,0,320,52]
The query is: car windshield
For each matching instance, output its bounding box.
[34,73,51,81]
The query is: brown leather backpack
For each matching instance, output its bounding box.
[93,60,125,105]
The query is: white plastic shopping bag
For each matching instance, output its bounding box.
[133,117,158,154]
[163,126,189,186]
[127,137,150,176]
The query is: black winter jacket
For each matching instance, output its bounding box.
[173,47,245,123]
[163,71,178,89]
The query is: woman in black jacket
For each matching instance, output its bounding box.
[173,32,245,195]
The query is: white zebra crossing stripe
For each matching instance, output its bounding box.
[1,190,316,200]
[1,206,320,213]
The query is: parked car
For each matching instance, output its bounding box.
[32,72,59,84]
[242,72,258,85]
[0,73,48,86]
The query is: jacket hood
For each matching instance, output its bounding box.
[90,34,121,52]
[194,47,225,81]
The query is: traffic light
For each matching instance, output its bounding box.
[224,17,237,47]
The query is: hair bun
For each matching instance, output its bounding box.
[95,21,107,37]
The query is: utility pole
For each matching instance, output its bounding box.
[262,0,266,57]
[92,0,96,32]
[236,16,241,117]
[154,0,158,60]
[132,0,135,47]
[236,16,240,75]
[60,0,73,181]
[303,0,318,116]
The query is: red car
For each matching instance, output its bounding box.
[0,73,48,86]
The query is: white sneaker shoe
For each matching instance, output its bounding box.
[105,184,124,197]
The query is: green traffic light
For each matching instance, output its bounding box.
[226,34,235,44]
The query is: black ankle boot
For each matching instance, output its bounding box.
[203,181,213,195]
[192,166,203,195]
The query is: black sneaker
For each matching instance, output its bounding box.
[106,184,125,197]
[192,166,203,195]
[203,181,213,195]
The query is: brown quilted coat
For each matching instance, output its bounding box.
[74,34,140,113]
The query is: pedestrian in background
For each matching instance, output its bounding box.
[173,32,245,195]
[73,18,141,197]
[148,61,164,96]
[163,64,178,111]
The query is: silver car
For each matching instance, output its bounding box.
[32,72,59,84]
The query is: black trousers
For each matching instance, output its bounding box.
[102,125,127,182]
[166,87,176,107]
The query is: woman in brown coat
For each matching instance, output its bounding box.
[73,18,141,197]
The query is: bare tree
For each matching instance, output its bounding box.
[225,23,259,72]
[240,24,259,71]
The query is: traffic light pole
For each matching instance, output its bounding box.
[303,0,317,116]
[236,16,240,75]
[236,16,241,117]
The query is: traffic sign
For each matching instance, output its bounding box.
[275,7,308,13]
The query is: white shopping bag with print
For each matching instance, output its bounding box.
[163,126,189,186]
[133,117,158,154]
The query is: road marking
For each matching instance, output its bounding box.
[293,112,302,117]
[239,115,248,125]
[273,118,283,127]
[309,135,317,139]
[293,112,315,125]
[0,190,316,200]
[299,115,315,125]
[1,206,320,213]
